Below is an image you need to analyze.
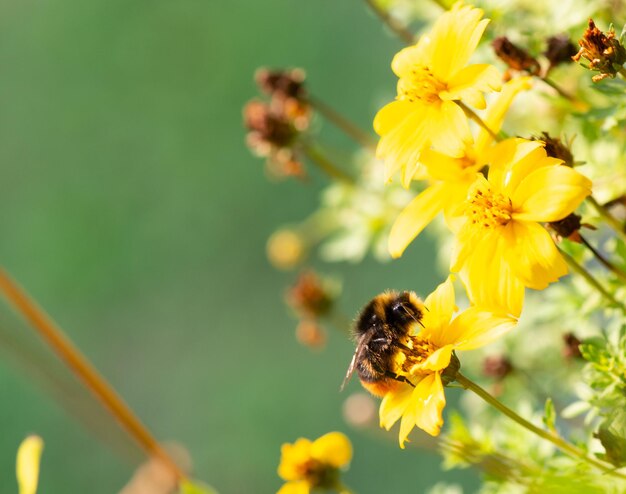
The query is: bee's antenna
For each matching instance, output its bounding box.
[403,306,425,328]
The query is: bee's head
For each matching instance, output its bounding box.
[386,291,424,333]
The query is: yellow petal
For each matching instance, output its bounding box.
[391,44,429,78]
[410,344,453,373]
[311,432,352,468]
[455,227,525,317]
[278,439,312,481]
[428,5,490,81]
[277,481,310,494]
[485,138,545,194]
[445,307,517,350]
[430,101,473,158]
[373,100,413,136]
[419,148,470,182]
[17,435,43,494]
[375,103,433,182]
[421,277,456,335]
[442,64,502,109]
[388,182,449,258]
[502,221,568,290]
[476,76,532,153]
[511,166,592,222]
[380,385,414,430]
[414,372,446,437]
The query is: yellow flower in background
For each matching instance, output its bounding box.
[379,278,517,447]
[277,432,352,494]
[374,2,501,186]
[451,138,592,316]
[16,435,44,494]
[388,77,532,258]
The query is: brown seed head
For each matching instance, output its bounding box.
[493,36,541,75]
[533,132,575,167]
[295,320,327,349]
[572,19,626,82]
[544,34,578,71]
[562,332,583,360]
[255,68,307,101]
[286,270,334,319]
[482,355,513,380]
[547,213,583,243]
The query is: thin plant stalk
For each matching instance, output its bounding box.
[579,235,626,283]
[362,0,415,45]
[587,196,626,244]
[457,102,501,141]
[308,95,377,152]
[456,372,626,481]
[0,268,187,482]
[619,67,626,79]
[302,144,356,184]
[560,249,626,313]
[539,76,577,103]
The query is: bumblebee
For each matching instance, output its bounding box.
[342,291,424,397]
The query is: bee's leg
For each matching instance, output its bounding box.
[385,371,415,388]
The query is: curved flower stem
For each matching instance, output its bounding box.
[619,67,626,79]
[560,249,626,313]
[456,372,626,481]
[0,268,187,482]
[579,235,626,283]
[457,102,501,142]
[302,144,356,185]
[308,95,378,152]
[538,76,577,103]
[362,0,415,45]
[587,196,626,244]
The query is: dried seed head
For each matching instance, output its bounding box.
[532,132,574,167]
[493,36,541,76]
[562,332,583,360]
[255,68,307,101]
[547,213,583,243]
[286,270,334,319]
[482,355,513,380]
[544,34,578,71]
[572,19,626,82]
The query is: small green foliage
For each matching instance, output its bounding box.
[178,480,219,494]
[596,410,626,467]
[543,398,556,433]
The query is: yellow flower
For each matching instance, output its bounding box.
[388,77,532,258]
[379,278,516,447]
[16,435,44,494]
[277,432,352,494]
[374,2,501,185]
[451,138,592,316]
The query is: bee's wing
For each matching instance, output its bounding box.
[340,331,373,392]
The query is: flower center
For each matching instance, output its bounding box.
[465,181,512,228]
[298,459,338,489]
[398,335,438,374]
[397,66,446,104]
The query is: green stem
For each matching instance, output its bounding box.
[538,76,577,103]
[302,145,356,185]
[457,101,501,142]
[560,249,626,313]
[362,0,415,45]
[308,95,377,152]
[587,196,626,244]
[456,372,626,481]
[579,235,626,283]
[618,67,626,79]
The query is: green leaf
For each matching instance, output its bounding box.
[595,410,626,467]
[543,398,556,433]
[178,480,219,494]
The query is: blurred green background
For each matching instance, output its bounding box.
[0,0,478,492]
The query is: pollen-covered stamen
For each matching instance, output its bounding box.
[465,182,512,228]
[398,335,438,373]
[397,66,446,104]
